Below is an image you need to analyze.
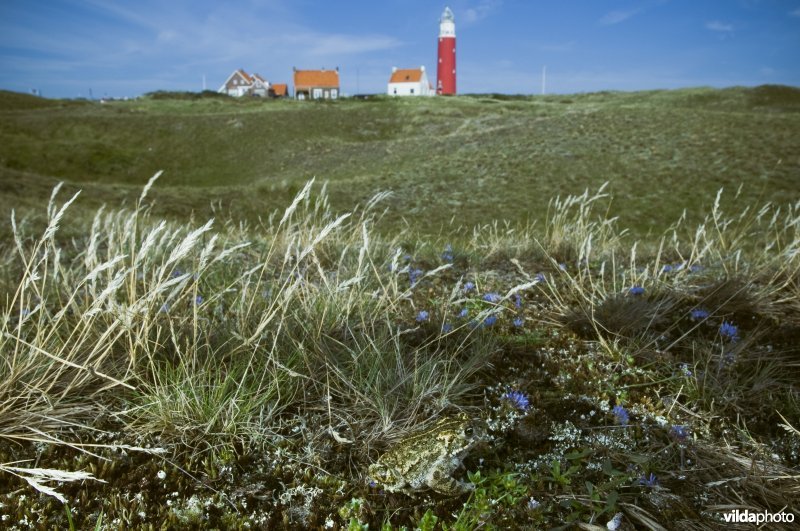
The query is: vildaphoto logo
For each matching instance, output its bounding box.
[722,509,795,524]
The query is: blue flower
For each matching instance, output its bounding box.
[483,315,498,327]
[20,308,31,318]
[170,269,184,278]
[442,244,454,262]
[638,472,659,488]
[442,323,453,333]
[558,263,567,271]
[689,264,703,273]
[679,363,692,377]
[670,425,689,441]
[194,295,203,305]
[690,308,709,320]
[612,405,630,426]
[409,268,424,285]
[416,310,430,322]
[661,264,673,273]
[719,321,740,342]
[458,307,469,318]
[722,351,736,366]
[503,390,530,410]
[628,286,645,296]
[534,272,546,283]
[159,303,170,313]
[513,294,523,308]
[463,281,476,292]
[513,316,525,328]
[482,292,501,303]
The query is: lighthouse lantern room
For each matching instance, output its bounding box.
[437,6,456,95]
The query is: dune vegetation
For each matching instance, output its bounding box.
[0,87,799,529]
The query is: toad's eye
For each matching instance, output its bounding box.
[464,426,474,437]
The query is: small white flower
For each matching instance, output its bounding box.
[157,470,166,480]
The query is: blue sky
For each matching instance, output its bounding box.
[1,0,799,98]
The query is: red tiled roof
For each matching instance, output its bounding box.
[389,69,423,83]
[271,84,288,96]
[236,69,253,83]
[294,69,339,89]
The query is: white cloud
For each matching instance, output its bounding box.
[157,30,178,43]
[790,8,800,17]
[706,20,734,32]
[0,1,410,96]
[599,9,642,26]
[304,34,402,57]
[462,0,502,25]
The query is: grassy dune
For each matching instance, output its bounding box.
[0,88,799,528]
[1,86,799,235]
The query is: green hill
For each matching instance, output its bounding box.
[1,86,799,528]
[1,86,798,235]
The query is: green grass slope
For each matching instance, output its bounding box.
[1,86,798,236]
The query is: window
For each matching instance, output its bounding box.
[313,88,322,99]
[393,88,397,95]
[331,89,338,99]
[410,88,414,94]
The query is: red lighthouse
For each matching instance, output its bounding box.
[436,6,456,95]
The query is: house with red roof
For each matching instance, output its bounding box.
[387,66,434,97]
[218,69,285,98]
[219,69,255,97]
[293,67,340,100]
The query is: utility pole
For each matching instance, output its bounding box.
[541,66,546,95]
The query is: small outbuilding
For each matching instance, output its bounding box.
[270,84,288,98]
[293,68,340,100]
[387,67,434,97]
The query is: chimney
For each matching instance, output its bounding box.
[420,66,425,72]
[392,67,397,73]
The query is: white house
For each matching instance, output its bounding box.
[218,69,273,97]
[250,73,270,97]
[387,67,434,97]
